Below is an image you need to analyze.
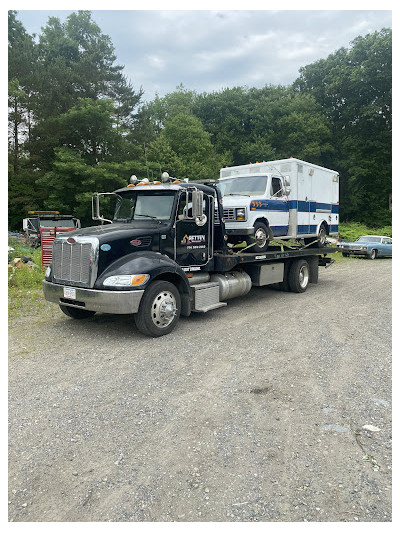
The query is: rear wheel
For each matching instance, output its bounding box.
[305,224,328,248]
[59,305,96,319]
[288,259,310,293]
[134,280,181,337]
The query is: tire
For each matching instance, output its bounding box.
[59,305,96,319]
[342,252,349,257]
[305,224,328,248]
[249,221,269,253]
[369,249,377,260]
[134,280,181,337]
[288,259,310,293]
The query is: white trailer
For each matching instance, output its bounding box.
[218,158,339,252]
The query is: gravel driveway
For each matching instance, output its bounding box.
[8,259,392,522]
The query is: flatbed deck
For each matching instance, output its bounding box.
[213,246,337,271]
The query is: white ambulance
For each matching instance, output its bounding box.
[218,158,339,252]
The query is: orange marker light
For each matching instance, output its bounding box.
[131,274,148,286]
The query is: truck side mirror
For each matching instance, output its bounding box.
[191,189,207,226]
[91,193,113,224]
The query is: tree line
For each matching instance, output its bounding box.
[8,10,392,229]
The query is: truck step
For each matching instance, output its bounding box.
[191,281,227,313]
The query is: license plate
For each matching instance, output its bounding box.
[63,287,76,299]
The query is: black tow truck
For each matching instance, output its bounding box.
[43,176,336,337]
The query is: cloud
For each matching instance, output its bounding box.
[16,9,392,101]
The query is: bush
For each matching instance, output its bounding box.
[339,222,392,241]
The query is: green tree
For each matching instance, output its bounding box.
[294,29,392,224]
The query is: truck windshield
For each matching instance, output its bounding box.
[218,176,268,196]
[114,191,176,222]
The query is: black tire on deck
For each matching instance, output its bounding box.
[134,280,181,337]
[305,224,328,248]
[249,221,269,253]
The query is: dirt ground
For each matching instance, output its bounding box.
[8,258,392,522]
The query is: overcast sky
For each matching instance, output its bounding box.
[15,7,392,102]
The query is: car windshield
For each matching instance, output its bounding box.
[356,236,381,243]
[217,176,268,196]
[113,191,176,222]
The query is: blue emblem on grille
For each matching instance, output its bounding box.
[101,244,111,251]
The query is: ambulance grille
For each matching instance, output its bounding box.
[223,208,236,221]
[53,241,92,286]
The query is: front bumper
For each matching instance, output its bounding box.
[340,248,369,256]
[225,227,254,236]
[43,280,144,315]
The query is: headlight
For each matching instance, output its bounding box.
[45,265,52,279]
[235,208,247,221]
[103,274,149,287]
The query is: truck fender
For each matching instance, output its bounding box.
[95,251,192,314]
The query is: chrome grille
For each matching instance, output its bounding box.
[53,241,92,285]
[223,208,236,221]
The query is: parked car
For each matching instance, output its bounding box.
[337,235,392,259]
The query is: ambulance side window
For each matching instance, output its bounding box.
[271,177,283,197]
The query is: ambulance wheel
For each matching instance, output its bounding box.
[250,221,269,252]
[288,259,310,293]
[134,280,181,337]
[59,305,96,319]
[305,224,328,248]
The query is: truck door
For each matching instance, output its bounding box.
[268,176,289,237]
[175,191,212,266]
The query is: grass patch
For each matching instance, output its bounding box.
[8,237,47,318]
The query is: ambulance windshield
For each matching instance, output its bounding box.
[218,176,268,196]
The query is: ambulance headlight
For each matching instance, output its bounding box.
[235,208,247,221]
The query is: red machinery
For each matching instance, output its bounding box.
[40,226,76,267]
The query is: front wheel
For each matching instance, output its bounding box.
[134,280,181,337]
[369,249,377,260]
[59,305,96,319]
[249,221,269,253]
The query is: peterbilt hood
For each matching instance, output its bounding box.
[62,221,165,244]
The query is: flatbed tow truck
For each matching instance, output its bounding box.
[43,176,336,337]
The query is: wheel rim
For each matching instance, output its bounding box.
[299,265,309,289]
[370,250,376,259]
[151,291,177,328]
[255,227,267,248]
[319,227,327,245]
